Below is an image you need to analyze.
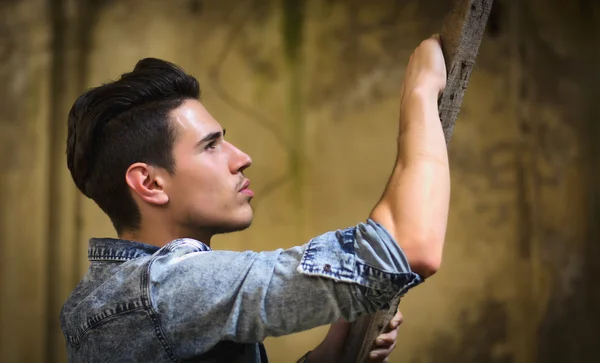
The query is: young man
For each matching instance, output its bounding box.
[61,34,449,363]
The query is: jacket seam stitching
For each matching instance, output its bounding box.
[355,260,417,281]
[65,306,146,346]
[143,254,182,363]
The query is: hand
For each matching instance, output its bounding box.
[368,309,404,362]
[306,310,404,363]
[402,34,447,101]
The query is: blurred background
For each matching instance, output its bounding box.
[1,0,599,362]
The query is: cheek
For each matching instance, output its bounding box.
[172,159,228,202]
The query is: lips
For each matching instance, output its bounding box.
[239,179,250,191]
[239,179,254,197]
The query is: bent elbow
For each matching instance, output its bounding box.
[403,237,444,279]
[411,253,442,278]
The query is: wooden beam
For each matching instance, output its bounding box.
[438,0,494,144]
[340,0,493,361]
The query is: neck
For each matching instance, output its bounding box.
[119,225,212,248]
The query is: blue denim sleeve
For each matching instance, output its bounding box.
[298,218,422,308]
[148,219,422,358]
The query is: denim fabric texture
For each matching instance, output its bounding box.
[61,219,422,362]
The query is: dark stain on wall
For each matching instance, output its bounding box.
[535,230,599,362]
[486,0,503,38]
[0,0,29,142]
[521,1,600,361]
[46,0,109,360]
[187,0,203,15]
[414,298,514,363]
[281,0,306,214]
[306,0,452,115]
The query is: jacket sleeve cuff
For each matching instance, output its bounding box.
[297,219,423,307]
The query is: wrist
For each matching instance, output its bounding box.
[402,85,440,105]
[399,84,444,131]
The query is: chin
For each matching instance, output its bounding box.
[213,218,252,235]
[185,206,254,235]
[233,209,254,231]
[217,208,254,234]
[234,218,253,231]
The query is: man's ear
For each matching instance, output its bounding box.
[125,163,169,205]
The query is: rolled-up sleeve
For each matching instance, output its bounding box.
[298,218,422,308]
[148,219,422,358]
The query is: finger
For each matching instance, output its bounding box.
[376,329,398,346]
[369,343,397,362]
[373,340,397,354]
[369,348,389,362]
[374,339,392,348]
[390,310,404,328]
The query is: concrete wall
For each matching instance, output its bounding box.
[1,0,598,362]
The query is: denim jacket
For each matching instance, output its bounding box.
[60,219,422,362]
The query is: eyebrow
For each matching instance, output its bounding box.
[196,129,226,148]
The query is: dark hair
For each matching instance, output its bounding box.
[66,58,200,233]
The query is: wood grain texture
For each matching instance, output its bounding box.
[439,0,493,143]
[340,0,493,361]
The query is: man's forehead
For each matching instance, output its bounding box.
[170,99,223,137]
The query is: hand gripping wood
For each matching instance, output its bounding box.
[339,1,493,361]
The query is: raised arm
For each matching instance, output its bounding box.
[148,221,421,359]
[369,35,450,278]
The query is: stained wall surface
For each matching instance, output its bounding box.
[1,1,598,362]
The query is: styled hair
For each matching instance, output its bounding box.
[66,58,200,233]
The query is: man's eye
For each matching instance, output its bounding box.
[205,141,217,150]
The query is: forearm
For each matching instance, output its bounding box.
[370,88,450,278]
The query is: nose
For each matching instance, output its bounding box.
[228,142,252,173]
